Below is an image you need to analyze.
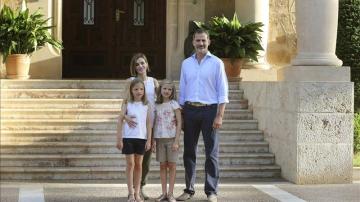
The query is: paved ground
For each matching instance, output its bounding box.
[1,180,359,202]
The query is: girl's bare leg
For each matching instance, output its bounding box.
[134,154,144,201]
[160,162,168,195]
[168,162,176,196]
[126,155,135,195]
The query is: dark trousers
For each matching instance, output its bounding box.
[141,149,152,187]
[183,104,219,196]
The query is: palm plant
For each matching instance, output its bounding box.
[0,5,63,63]
[194,13,263,61]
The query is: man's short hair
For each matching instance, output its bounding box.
[193,28,210,39]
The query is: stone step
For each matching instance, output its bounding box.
[1,130,264,142]
[0,88,244,99]
[0,130,264,142]
[0,142,269,154]
[0,89,125,99]
[1,119,119,130]
[0,108,252,120]
[1,99,124,109]
[1,119,258,130]
[0,79,241,90]
[0,80,282,181]
[0,153,275,167]
[0,99,248,110]
[0,80,129,89]
[0,165,281,180]
[1,108,122,119]
[226,99,248,109]
[224,109,253,119]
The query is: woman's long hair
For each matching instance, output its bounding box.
[129,53,150,76]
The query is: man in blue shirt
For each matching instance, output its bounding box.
[177,29,229,202]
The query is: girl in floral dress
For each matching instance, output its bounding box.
[153,80,182,202]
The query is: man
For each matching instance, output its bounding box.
[177,29,229,202]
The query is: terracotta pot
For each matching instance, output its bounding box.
[5,54,31,79]
[221,58,245,81]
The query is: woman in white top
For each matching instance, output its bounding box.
[124,53,159,200]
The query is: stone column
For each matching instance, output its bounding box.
[279,0,349,82]
[273,0,353,184]
[291,0,342,66]
[235,0,269,69]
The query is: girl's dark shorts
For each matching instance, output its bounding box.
[122,138,147,155]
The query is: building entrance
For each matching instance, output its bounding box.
[62,0,166,79]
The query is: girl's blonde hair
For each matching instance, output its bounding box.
[126,78,148,105]
[156,80,177,104]
[129,53,150,76]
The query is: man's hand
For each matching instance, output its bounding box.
[212,115,223,129]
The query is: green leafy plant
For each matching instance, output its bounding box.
[194,13,264,61]
[336,0,360,72]
[0,5,63,63]
[336,0,360,112]
[354,113,360,153]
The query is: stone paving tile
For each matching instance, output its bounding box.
[42,184,279,202]
[1,182,359,202]
[278,183,360,202]
[0,187,19,202]
[44,187,121,202]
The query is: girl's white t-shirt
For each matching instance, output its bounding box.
[154,100,181,138]
[129,77,156,124]
[122,101,149,139]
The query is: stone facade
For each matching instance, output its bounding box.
[240,0,353,184]
[241,81,353,184]
[0,0,298,79]
[268,0,297,69]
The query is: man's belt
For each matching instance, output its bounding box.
[186,101,212,107]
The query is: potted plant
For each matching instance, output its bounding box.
[194,13,263,79]
[0,5,63,79]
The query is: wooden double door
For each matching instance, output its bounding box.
[62,0,166,79]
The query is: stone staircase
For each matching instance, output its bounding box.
[0,79,281,181]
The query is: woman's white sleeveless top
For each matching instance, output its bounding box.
[122,102,148,139]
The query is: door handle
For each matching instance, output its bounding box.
[115,9,125,22]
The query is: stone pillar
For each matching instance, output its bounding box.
[279,0,349,82]
[273,0,353,184]
[167,0,205,80]
[291,0,342,66]
[235,0,269,69]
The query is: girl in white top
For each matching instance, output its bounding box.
[117,78,152,202]
[153,80,182,202]
[125,53,159,200]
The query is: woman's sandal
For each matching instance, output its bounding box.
[127,194,136,202]
[134,193,144,202]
